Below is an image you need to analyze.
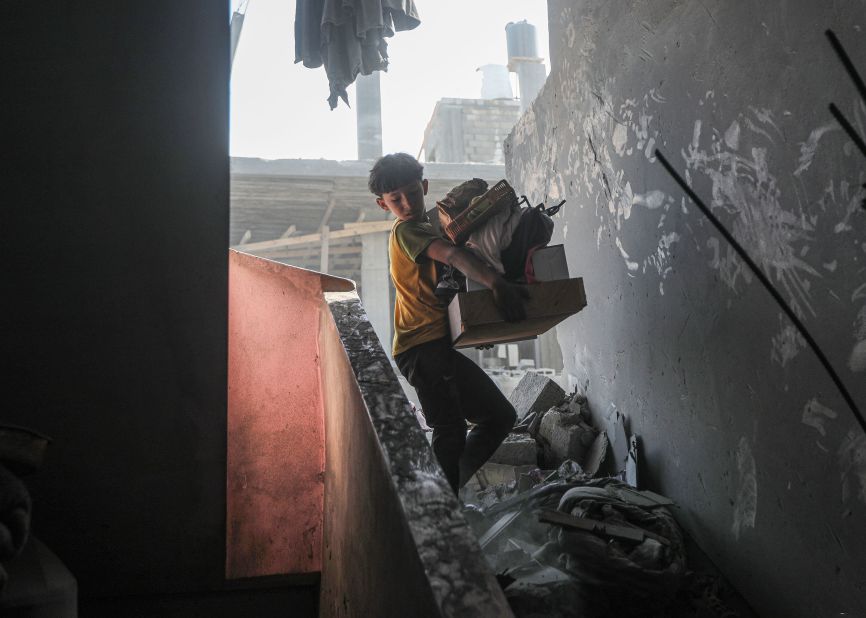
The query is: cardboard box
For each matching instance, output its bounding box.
[448,278,586,348]
[531,244,569,281]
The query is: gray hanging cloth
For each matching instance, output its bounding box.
[295,0,421,109]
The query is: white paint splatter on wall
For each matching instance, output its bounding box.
[724,120,740,150]
[851,284,866,373]
[732,437,757,540]
[615,237,639,272]
[838,428,866,505]
[850,340,866,373]
[793,124,838,177]
[801,398,838,437]
[683,110,821,317]
[612,123,628,156]
[771,317,805,367]
[506,31,863,405]
[632,190,666,209]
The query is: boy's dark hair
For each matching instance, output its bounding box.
[368,153,424,196]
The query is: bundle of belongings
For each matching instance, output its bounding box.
[434,178,565,300]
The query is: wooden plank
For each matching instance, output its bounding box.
[538,509,670,546]
[260,245,362,259]
[318,196,337,232]
[235,219,393,251]
[319,225,330,273]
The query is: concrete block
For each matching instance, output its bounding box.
[468,462,536,489]
[537,409,598,467]
[488,432,538,466]
[508,373,566,421]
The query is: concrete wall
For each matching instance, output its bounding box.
[318,304,439,617]
[321,292,514,618]
[506,1,866,616]
[2,2,229,597]
[423,99,522,164]
[227,251,325,578]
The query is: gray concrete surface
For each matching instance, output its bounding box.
[506,1,866,616]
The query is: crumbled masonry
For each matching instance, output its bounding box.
[460,374,754,617]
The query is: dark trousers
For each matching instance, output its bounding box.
[395,337,517,493]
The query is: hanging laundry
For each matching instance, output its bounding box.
[294,0,421,109]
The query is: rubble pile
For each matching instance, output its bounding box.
[460,374,750,618]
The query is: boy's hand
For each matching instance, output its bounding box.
[491,280,529,322]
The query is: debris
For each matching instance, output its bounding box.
[609,409,629,474]
[479,510,523,549]
[461,389,750,618]
[508,373,567,422]
[470,462,536,490]
[517,468,548,493]
[626,434,639,487]
[505,577,588,618]
[553,459,585,482]
[526,411,545,437]
[507,537,542,557]
[566,392,590,420]
[539,509,670,546]
[536,480,687,600]
[485,480,584,518]
[607,485,675,508]
[582,432,608,476]
[539,509,649,544]
[537,407,597,468]
[489,433,539,466]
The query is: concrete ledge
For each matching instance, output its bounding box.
[321,291,513,618]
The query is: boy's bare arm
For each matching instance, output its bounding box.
[424,239,528,322]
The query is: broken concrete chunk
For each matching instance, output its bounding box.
[508,373,566,421]
[566,393,590,421]
[555,459,585,481]
[478,510,522,549]
[582,431,608,476]
[609,410,629,473]
[517,468,547,493]
[489,433,539,466]
[470,462,536,490]
[537,408,598,468]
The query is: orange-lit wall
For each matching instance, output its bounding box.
[227,251,325,578]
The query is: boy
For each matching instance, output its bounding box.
[368,153,527,494]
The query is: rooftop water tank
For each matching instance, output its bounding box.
[505,20,538,65]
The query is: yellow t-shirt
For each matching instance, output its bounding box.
[389,217,450,356]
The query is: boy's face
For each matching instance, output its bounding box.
[376,179,428,222]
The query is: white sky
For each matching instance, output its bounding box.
[230,0,549,161]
